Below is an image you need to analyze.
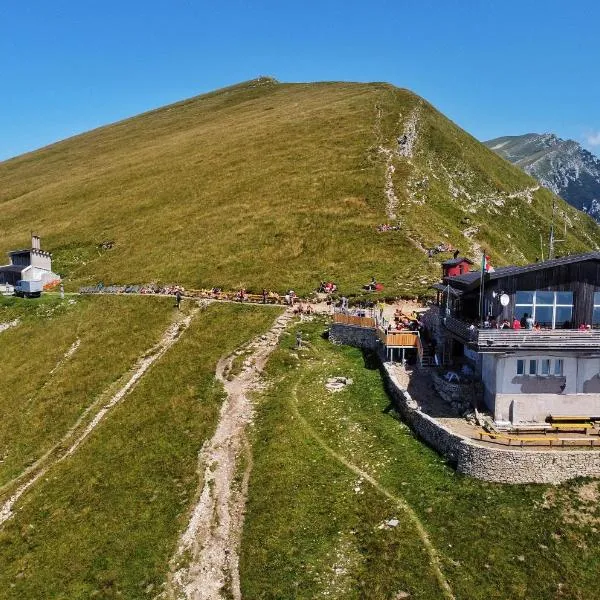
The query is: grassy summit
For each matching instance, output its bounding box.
[1,78,598,295]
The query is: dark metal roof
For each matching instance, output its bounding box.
[442,257,474,267]
[0,264,27,273]
[444,271,481,286]
[444,252,600,290]
[431,283,463,296]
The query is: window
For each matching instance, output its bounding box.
[515,291,573,329]
[554,359,564,376]
[529,360,537,375]
[594,292,600,329]
[517,358,563,376]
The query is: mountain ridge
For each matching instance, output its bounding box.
[484,133,600,221]
[1,79,599,296]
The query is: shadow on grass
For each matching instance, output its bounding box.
[361,348,379,370]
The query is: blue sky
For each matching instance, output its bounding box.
[0,0,598,161]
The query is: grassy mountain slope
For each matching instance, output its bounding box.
[0,300,279,599]
[1,78,598,295]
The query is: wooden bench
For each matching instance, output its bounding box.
[476,429,599,447]
[548,415,593,423]
[550,423,594,434]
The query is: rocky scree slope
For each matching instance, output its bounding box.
[485,133,600,222]
[1,79,599,296]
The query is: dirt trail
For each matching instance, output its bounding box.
[375,107,420,221]
[0,304,203,528]
[169,309,292,600]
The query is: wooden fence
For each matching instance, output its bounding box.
[333,313,376,328]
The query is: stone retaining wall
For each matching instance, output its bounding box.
[330,321,600,483]
[382,364,600,484]
[329,323,377,350]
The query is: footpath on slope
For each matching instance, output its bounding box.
[0,303,205,528]
[289,376,455,600]
[168,309,293,600]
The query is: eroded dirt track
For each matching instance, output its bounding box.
[169,310,292,600]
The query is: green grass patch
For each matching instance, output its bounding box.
[0,295,174,488]
[241,318,600,599]
[2,79,597,298]
[0,302,281,599]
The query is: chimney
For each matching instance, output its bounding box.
[32,234,40,251]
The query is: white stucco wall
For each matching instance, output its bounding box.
[496,393,600,423]
[29,251,52,271]
[480,354,497,412]
[481,353,600,422]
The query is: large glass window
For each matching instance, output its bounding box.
[516,359,525,375]
[515,291,573,329]
[593,292,600,329]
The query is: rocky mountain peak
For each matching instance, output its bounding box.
[485,133,600,221]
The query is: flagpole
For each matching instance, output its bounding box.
[478,250,486,325]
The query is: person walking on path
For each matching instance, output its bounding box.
[341,296,349,313]
[175,289,182,310]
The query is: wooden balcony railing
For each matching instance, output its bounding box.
[377,329,420,347]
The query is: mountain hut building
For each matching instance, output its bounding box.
[0,235,60,288]
[435,252,600,424]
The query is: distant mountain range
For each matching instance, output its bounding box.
[484,133,600,222]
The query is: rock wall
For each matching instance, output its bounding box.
[331,321,600,483]
[329,323,377,350]
[382,364,600,484]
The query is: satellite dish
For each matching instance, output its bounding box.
[500,294,510,307]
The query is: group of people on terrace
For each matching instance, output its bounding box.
[478,314,594,331]
[387,309,423,333]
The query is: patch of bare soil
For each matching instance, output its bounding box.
[542,481,600,527]
[0,305,202,528]
[168,310,292,600]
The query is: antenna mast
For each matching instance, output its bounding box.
[549,198,556,260]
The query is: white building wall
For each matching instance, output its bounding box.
[29,251,52,271]
[481,352,600,423]
[480,354,497,412]
[497,393,600,423]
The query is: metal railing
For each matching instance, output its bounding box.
[444,316,600,349]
